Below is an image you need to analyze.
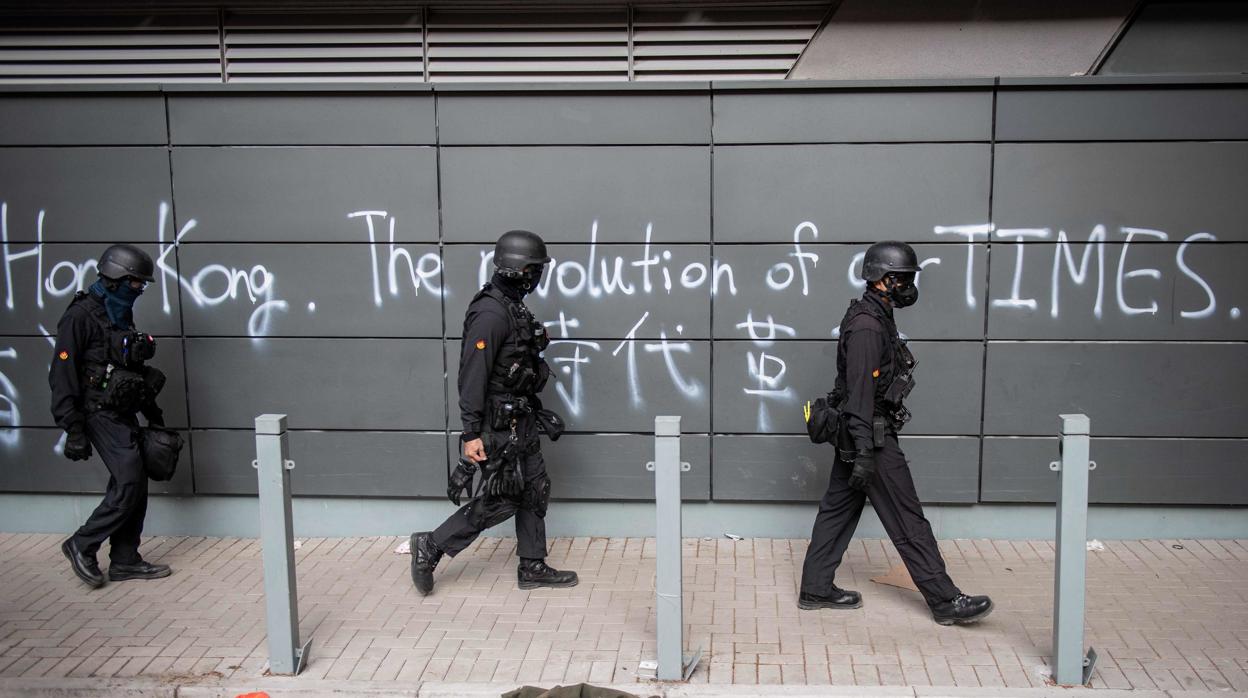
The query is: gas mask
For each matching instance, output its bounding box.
[886,273,918,308]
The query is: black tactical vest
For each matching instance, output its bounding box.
[835,295,917,424]
[473,284,551,397]
[69,292,163,414]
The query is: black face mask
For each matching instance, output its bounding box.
[886,275,919,308]
[519,266,544,292]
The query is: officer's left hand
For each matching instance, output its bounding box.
[848,450,876,491]
[64,427,92,462]
[463,438,486,463]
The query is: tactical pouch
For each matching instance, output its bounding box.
[803,391,843,444]
[110,329,156,366]
[141,426,183,481]
[871,415,889,449]
[500,361,538,394]
[535,408,565,441]
[883,343,917,405]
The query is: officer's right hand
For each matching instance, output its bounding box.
[848,450,875,491]
[63,427,92,462]
[463,438,487,463]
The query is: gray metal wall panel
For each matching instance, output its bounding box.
[446,432,710,501]
[0,95,167,146]
[996,87,1248,141]
[440,147,711,243]
[712,341,983,436]
[983,342,1248,437]
[713,144,991,243]
[170,147,439,242]
[982,436,1248,505]
[185,338,442,430]
[0,148,173,243]
[712,435,979,504]
[711,243,988,341]
[445,340,711,433]
[436,93,711,145]
[177,244,442,337]
[443,244,712,340]
[993,142,1248,243]
[168,94,436,145]
[0,427,192,495]
[712,90,993,143]
[987,242,1247,340]
[1,243,183,338]
[2,337,188,429]
[192,429,446,497]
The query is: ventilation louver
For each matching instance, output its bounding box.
[224,12,424,83]
[426,9,628,82]
[0,13,221,84]
[633,5,826,81]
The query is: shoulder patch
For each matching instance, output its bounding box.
[475,340,486,350]
[872,369,880,378]
[59,351,69,361]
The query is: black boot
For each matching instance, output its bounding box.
[517,558,578,590]
[410,532,443,596]
[108,559,172,581]
[930,593,993,625]
[798,586,862,610]
[62,538,105,589]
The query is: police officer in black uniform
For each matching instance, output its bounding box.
[51,244,172,589]
[798,241,993,625]
[409,230,577,595]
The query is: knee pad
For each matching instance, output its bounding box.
[522,473,552,518]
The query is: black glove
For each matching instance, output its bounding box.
[485,458,525,498]
[447,456,477,506]
[64,425,92,462]
[848,450,876,491]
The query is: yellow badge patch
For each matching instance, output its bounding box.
[59,351,69,361]
[872,369,880,378]
[475,340,487,350]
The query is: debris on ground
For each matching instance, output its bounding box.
[724,533,744,541]
[870,563,919,592]
[1087,539,1105,552]
[395,538,411,555]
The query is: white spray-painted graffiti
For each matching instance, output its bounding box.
[0,347,19,446]
[1,199,1237,443]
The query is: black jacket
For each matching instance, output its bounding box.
[835,290,900,452]
[458,281,525,441]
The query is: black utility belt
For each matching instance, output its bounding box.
[487,394,535,430]
[84,363,165,414]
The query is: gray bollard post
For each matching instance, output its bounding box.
[1050,413,1096,685]
[253,414,311,675]
[641,415,701,681]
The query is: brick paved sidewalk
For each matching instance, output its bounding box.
[1,533,1245,693]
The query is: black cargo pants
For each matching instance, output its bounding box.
[72,410,147,565]
[433,413,551,560]
[800,432,960,606]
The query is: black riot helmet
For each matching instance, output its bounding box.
[97,244,155,282]
[493,230,551,274]
[861,240,921,283]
